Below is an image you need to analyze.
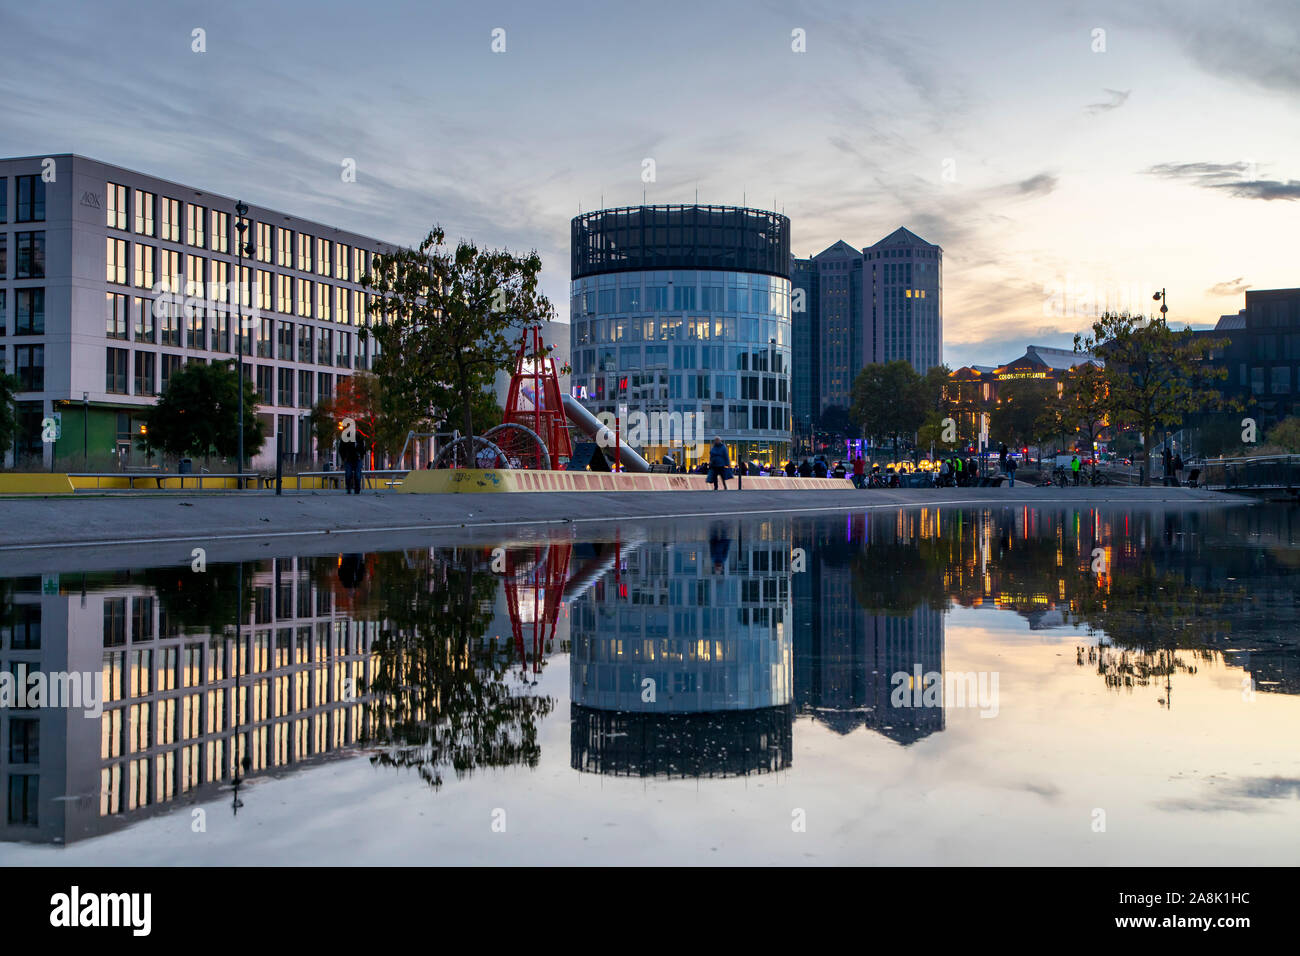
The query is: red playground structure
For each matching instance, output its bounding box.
[499,326,573,470]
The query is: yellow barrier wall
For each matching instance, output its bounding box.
[398,469,856,494]
[0,474,78,494]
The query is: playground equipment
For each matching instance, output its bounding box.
[501,326,573,469]
[560,393,651,473]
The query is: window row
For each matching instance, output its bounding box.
[103,349,363,403]
[573,314,789,347]
[105,182,374,280]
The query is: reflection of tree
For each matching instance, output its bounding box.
[850,533,954,614]
[142,563,253,635]
[360,548,554,790]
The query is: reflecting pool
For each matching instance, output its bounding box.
[2,503,1298,865]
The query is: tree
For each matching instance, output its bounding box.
[1059,361,1109,480]
[1076,312,1230,484]
[850,361,928,460]
[990,378,1055,450]
[138,360,265,463]
[360,227,555,448]
[309,372,404,465]
[1266,416,1300,453]
[0,367,19,459]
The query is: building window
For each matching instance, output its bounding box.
[337,332,351,368]
[336,286,349,325]
[187,310,206,350]
[161,353,182,391]
[185,254,206,299]
[133,189,155,235]
[186,203,206,247]
[277,228,293,267]
[134,243,155,288]
[317,237,330,277]
[277,320,294,360]
[106,237,128,284]
[133,296,155,343]
[317,327,333,365]
[15,289,44,335]
[106,292,129,339]
[277,367,294,406]
[160,197,181,242]
[335,242,349,280]
[134,350,156,395]
[255,222,271,262]
[210,311,229,353]
[107,182,128,230]
[276,274,292,313]
[106,346,129,393]
[0,289,6,334]
[0,233,6,279]
[257,270,272,312]
[159,248,180,292]
[353,247,368,282]
[15,175,45,222]
[15,231,44,278]
[297,234,313,273]
[256,318,272,358]
[298,369,313,407]
[255,364,273,401]
[316,282,330,320]
[160,307,181,347]
[297,278,312,318]
[297,324,313,363]
[0,176,6,222]
[210,210,229,253]
[7,775,38,825]
[15,344,44,390]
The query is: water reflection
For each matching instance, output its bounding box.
[1,503,1296,848]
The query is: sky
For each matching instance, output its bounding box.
[2,0,1296,369]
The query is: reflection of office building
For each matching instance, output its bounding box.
[569,204,793,468]
[569,530,794,776]
[0,560,380,844]
[792,515,946,744]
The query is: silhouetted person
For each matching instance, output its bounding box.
[338,432,367,494]
[708,437,730,490]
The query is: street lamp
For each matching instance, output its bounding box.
[1152,288,1168,325]
[82,391,88,468]
[234,201,254,483]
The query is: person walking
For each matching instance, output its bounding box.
[1162,446,1173,487]
[1070,454,1082,486]
[999,443,1008,473]
[798,458,813,478]
[1006,455,1017,488]
[853,456,866,488]
[813,457,828,479]
[708,437,730,490]
[1173,452,1184,487]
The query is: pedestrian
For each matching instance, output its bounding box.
[853,456,865,488]
[1173,452,1184,487]
[798,458,813,478]
[708,437,730,490]
[1071,454,1081,486]
[337,430,365,494]
[832,460,847,480]
[999,443,1008,472]
[813,457,828,479]
[1162,446,1173,487]
[1007,456,1017,488]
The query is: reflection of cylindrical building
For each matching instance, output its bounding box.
[569,204,793,469]
[569,532,794,777]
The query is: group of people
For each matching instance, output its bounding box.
[1162,447,1186,487]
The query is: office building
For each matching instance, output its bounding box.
[569,204,793,469]
[0,154,395,469]
[1198,288,1300,426]
[864,226,943,375]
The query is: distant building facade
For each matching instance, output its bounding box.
[0,154,398,470]
[1197,288,1300,426]
[569,204,793,469]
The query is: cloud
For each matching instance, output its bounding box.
[1145,162,1300,200]
[1012,173,1058,197]
[1207,277,1251,296]
[1084,89,1130,115]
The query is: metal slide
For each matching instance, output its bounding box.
[559,393,652,473]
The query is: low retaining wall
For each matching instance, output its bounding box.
[398,468,856,494]
[0,473,77,494]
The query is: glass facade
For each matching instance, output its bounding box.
[570,206,793,469]
[569,269,792,468]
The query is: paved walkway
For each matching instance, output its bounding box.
[1,485,1242,555]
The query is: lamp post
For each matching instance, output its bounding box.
[234,201,254,484]
[1152,288,1168,326]
[82,391,88,468]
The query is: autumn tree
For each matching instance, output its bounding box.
[1076,312,1229,484]
[360,227,555,447]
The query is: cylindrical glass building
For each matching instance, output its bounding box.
[569,204,793,470]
